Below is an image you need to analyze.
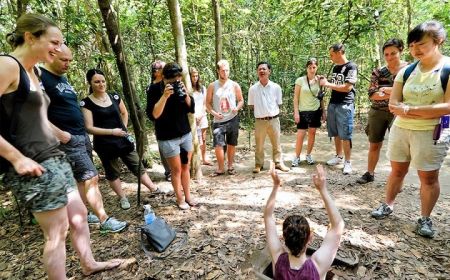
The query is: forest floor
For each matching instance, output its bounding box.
[1,129,450,280]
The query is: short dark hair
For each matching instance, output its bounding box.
[382,38,404,52]
[282,215,311,257]
[407,20,447,46]
[162,62,183,79]
[86,69,105,93]
[330,43,345,53]
[306,57,318,68]
[257,61,271,70]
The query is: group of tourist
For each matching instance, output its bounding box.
[1,12,449,279]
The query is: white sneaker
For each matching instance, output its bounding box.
[343,161,352,175]
[305,154,314,165]
[120,197,131,210]
[326,155,343,166]
[291,157,301,167]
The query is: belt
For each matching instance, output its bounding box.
[256,114,278,120]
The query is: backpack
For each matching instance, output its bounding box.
[403,61,450,92]
[0,55,31,174]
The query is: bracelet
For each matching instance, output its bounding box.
[403,105,410,115]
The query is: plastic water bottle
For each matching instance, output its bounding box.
[143,204,155,225]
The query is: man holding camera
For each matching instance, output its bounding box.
[320,43,358,175]
[206,59,244,176]
[146,62,197,210]
[248,62,289,173]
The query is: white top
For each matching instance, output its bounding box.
[212,79,238,123]
[248,80,282,118]
[193,86,206,119]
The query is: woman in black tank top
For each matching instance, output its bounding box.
[0,14,123,279]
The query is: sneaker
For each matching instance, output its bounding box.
[343,161,352,175]
[357,171,374,184]
[371,203,393,219]
[416,217,435,238]
[87,212,100,224]
[305,154,314,165]
[100,217,127,233]
[326,155,343,166]
[120,197,131,210]
[291,157,301,167]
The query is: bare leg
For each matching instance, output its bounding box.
[166,155,184,204]
[140,172,157,192]
[385,161,409,206]
[342,139,351,161]
[214,146,225,173]
[77,176,108,223]
[306,128,317,155]
[66,191,121,276]
[226,145,236,169]
[367,142,382,174]
[181,151,193,202]
[108,178,126,199]
[33,207,69,280]
[295,129,306,157]
[200,128,210,164]
[417,170,440,217]
[334,136,343,157]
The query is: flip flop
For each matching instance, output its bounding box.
[210,171,225,177]
[227,168,237,175]
[185,199,199,207]
[202,161,213,166]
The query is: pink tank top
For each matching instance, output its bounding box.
[274,253,320,280]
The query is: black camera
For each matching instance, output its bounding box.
[171,81,186,100]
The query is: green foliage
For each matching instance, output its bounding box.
[0,0,448,130]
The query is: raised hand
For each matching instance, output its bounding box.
[312,164,326,191]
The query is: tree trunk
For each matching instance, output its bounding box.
[212,0,223,65]
[16,0,30,18]
[167,0,201,179]
[96,0,147,175]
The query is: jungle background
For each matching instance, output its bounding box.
[0,0,450,279]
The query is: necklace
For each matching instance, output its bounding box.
[93,94,108,103]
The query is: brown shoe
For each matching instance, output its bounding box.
[253,165,262,173]
[275,163,290,172]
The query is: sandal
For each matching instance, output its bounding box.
[177,202,190,210]
[210,171,225,177]
[227,167,237,175]
[202,161,213,166]
[185,199,199,207]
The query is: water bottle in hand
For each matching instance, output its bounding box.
[143,204,155,224]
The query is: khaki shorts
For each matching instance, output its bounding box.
[387,125,450,171]
[365,108,394,143]
[3,156,76,212]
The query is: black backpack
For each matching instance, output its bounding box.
[0,55,31,175]
[403,61,450,92]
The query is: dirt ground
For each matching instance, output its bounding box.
[0,129,449,280]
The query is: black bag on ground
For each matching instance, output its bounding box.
[140,217,176,253]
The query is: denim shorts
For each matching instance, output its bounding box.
[3,156,77,212]
[158,132,193,159]
[213,116,239,147]
[59,134,98,182]
[327,103,354,140]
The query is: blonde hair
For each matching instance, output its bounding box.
[216,59,229,70]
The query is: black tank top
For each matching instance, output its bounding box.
[0,55,62,163]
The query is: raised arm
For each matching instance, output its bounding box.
[264,162,285,266]
[152,83,172,119]
[310,164,345,279]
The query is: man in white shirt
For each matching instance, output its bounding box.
[248,62,289,173]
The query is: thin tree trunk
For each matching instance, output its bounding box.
[97,0,147,201]
[16,0,30,18]
[167,0,201,179]
[212,0,223,65]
